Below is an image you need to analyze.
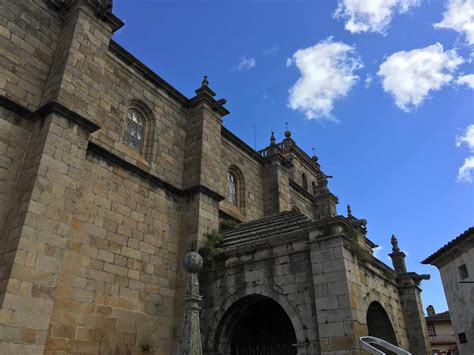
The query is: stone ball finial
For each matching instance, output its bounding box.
[183,252,203,273]
[284,130,291,139]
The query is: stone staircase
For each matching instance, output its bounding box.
[220,211,314,250]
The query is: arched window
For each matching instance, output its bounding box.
[302,173,308,190]
[227,166,245,212]
[123,108,146,151]
[227,171,237,205]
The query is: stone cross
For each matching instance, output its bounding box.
[177,252,204,355]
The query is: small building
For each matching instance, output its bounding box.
[423,227,474,355]
[425,306,458,355]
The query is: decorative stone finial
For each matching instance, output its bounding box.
[389,234,407,273]
[183,252,203,274]
[270,132,276,146]
[347,204,353,218]
[311,148,319,163]
[201,75,209,88]
[391,234,400,252]
[284,122,291,139]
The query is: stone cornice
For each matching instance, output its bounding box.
[0,96,100,133]
[109,40,189,106]
[45,0,124,32]
[289,179,314,201]
[183,185,225,202]
[221,127,264,164]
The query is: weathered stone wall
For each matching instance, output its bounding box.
[289,186,314,219]
[438,245,474,354]
[346,253,410,350]
[0,113,94,354]
[200,239,320,354]
[288,157,318,195]
[0,108,33,239]
[309,230,412,354]
[0,0,61,109]
[42,149,182,354]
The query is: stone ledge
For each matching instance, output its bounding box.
[0,95,100,133]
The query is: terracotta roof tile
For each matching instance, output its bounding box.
[422,227,474,265]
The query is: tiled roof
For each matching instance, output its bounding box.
[422,227,474,265]
[426,311,450,322]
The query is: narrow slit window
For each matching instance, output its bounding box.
[458,264,469,280]
[228,172,237,205]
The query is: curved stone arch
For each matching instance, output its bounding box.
[227,165,246,212]
[363,293,405,343]
[126,99,157,161]
[365,300,399,346]
[205,283,307,353]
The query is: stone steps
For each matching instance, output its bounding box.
[220,211,313,249]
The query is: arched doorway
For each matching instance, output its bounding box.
[215,295,297,355]
[367,301,398,346]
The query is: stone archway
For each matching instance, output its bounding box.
[214,294,298,355]
[366,301,398,346]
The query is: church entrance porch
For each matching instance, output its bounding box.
[215,295,298,355]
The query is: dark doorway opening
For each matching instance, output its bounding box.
[367,301,398,354]
[218,295,297,355]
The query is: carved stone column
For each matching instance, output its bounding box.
[177,252,204,355]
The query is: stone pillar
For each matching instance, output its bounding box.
[175,77,228,352]
[308,226,358,354]
[313,176,338,221]
[390,236,432,355]
[177,252,204,355]
[41,0,123,121]
[0,112,99,353]
[262,134,291,215]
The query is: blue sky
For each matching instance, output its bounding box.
[113,0,473,313]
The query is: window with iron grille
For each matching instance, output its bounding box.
[123,108,145,151]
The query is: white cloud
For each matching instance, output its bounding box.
[377,43,464,111]
[264,46,279,55]
[287,38,363,120]
[456,125,474,183]
[365,74,373,88]
[456,124,474,151]
[334,0,422,34]
[434,0,474,45]
[456,74,474,88]
[373,245,383,258]
[457,156,474,183]
[236,57,256,71]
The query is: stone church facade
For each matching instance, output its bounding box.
[0,1,431,354]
